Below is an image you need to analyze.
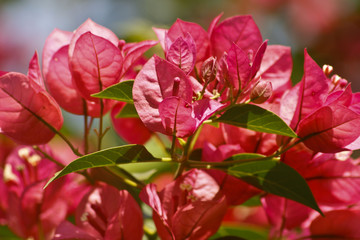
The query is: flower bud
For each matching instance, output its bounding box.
[201,57,217,83]
[322,64,333,77]
[331,74,348,89]
[250,80,272,104]
[172,77,181,96]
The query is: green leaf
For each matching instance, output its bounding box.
[45,144,157,188]
[115,103,139,118]
[228,160,323,215]
[224,153,266,162]
[216,104,297,138]
[210,225,268,240]
[91,80,134,103]
[0,225,21,240]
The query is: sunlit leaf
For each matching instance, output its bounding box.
[216,104,297,138]
[211,225,268,240]
[115,103,138,118]
[224,153,266,162]
[228,160,322,214]
[45,145,157,188]
[92,80,134,103]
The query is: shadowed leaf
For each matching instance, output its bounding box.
[228,160,322,214]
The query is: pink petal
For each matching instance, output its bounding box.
[280,49,330,129]
[166,33,196,74]
[54,221,97,240]
[159,97,196,137]
[42,28,73,78]
[251,40,268,79]
[262,195,312,230]
[140,183,173,239]
[192,98,224,125]
[0,73,63,144]
[70,32,123,100]
[193,123,226,149]
[202,142,261,205]
[46,45,108,117]
[207,13,224,37]
[325,84,353,107]
[76,184,143,239]
[256,45,292,95]
[167,19,210,62]
[279,84,301,127]
[27,51,45,89]
[133,56,193,134]
[140,183,167,221]
[298,105,360,153]
[172,196,227,240]
[211,15,262,59]
[310,209,360,239]
[110,102,152,144]
[226,43,251,90]
[46,45,85,115]
[152,27,167,50]
[222,122,278,155]
[68,18,119,59]
[106,190,144,240]
[122,40,158,77]
[305,159,360,206]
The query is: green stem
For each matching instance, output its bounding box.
[188,137,304,169]
[33,145,65,168]
[83,99,89,155]
[174,162,186,179]
[170,135,177,159]
[97,98,104,151]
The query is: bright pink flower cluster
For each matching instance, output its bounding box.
[0,13,360,240]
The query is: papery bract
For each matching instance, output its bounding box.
[210,15,262,58]
[140,169,227,240]
[202,142,261,205]
[28,51,45,89]
[280,49,330,129]
[55,183,143,240]
[159,97,197,137]
[133,56,192,134]
[46,45,103,116]
[256,45,292,98]
[283,146,360,207]
[0,72,63,145]
[134,55,223,137]
[226,43,252,90]
[68,18,119,59]
[3,146,78,240]
[310,209,360,239]
[261,195,312,234]
[166,33,196,74]
[42,29,73,79]
[70,32,123,101]
[166,19,210,63]
[121,40,158,77]
[297,104,360,153]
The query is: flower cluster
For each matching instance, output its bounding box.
[0,13,360,240]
